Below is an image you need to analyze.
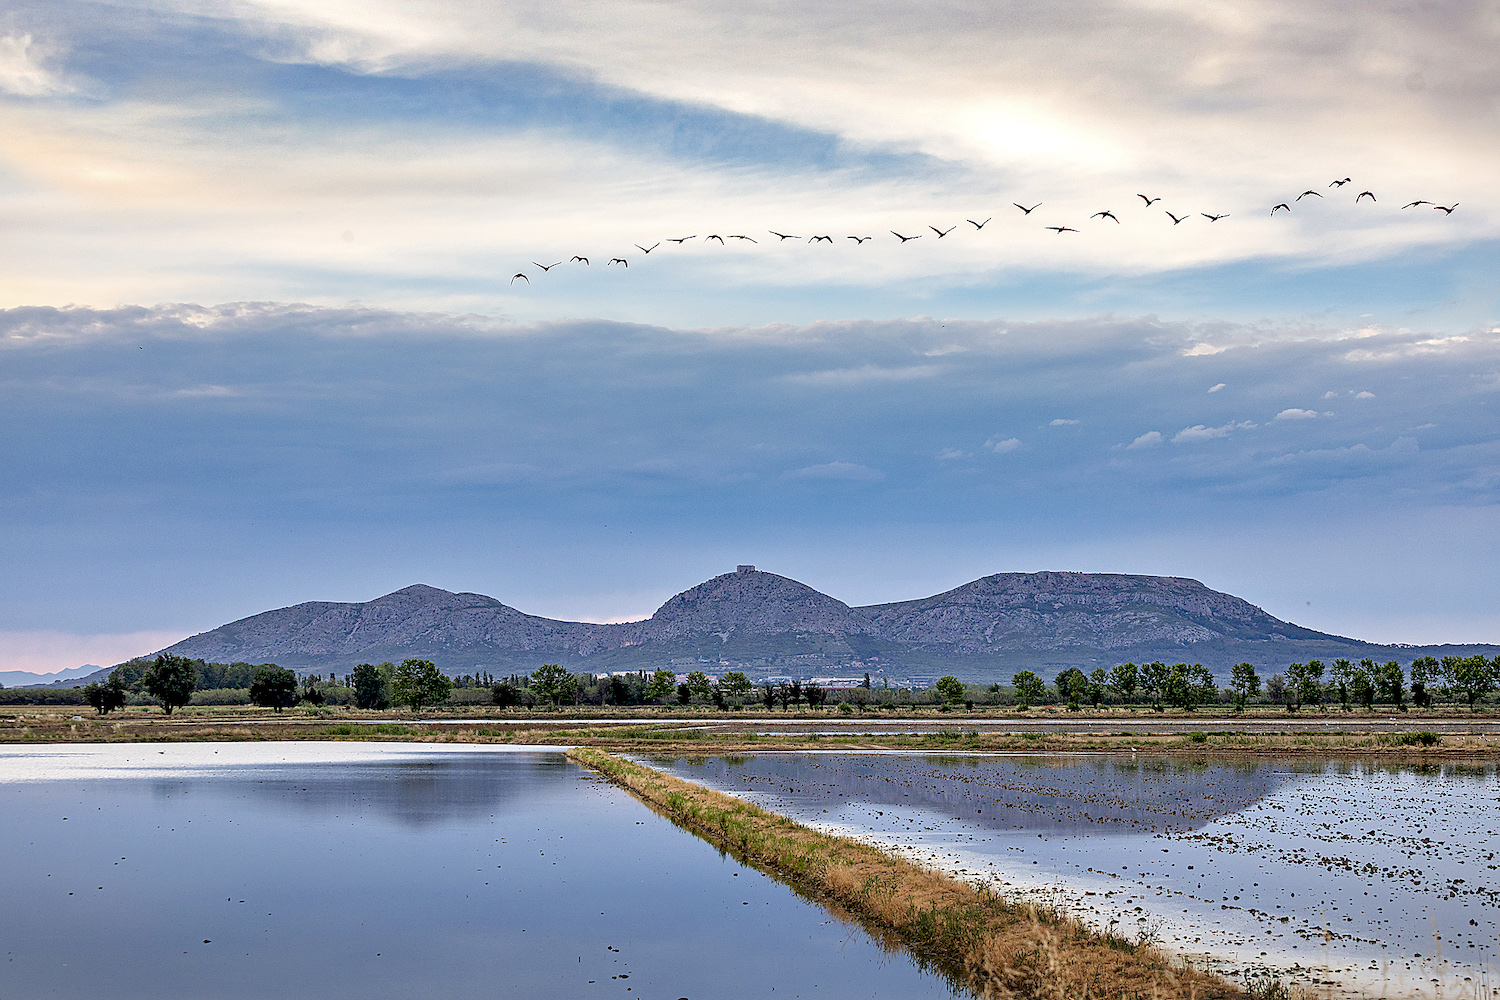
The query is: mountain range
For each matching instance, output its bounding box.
[143,567,1499,681]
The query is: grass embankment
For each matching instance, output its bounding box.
[568,747,1247,1000]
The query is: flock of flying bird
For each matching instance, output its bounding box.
[507,177,1460,284]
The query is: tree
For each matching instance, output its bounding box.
[935,676,965,705]
[1329,659,1353,711]
[1087,668,1108,708]
[1229,662,1260,711]
[1110,662,1138,704]
[1266,673,1285,705]
[1139,661,1169,711]
[529,663,573,707]
[1285,661,1324,713]
[141,655,198,715]
[804,683,828,708]
[862,672,872,689]
[721,671,752,702]
[761,683,776,710]
[84,672,129,715]
[1409,656,1437,708]
[249,665,300,711]
[677,683,692,705]
[351,663,390,710]
[1443,654,1496,711]
[1349,664,1374,712]
[1162,663,1216,711]
[645,668,676,703]
[1375,660,1405,708]
[1055,668,1089,707]
[491,680,521,708]
[392,659,453,712]
[685,671,713,703]
[1011,670,1045,708]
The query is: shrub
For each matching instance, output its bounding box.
[1393,731,1441,747]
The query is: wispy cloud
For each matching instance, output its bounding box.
[1127,430,1163,449]
[1275,408,1323,420]
[0,34,73,97]
[786,461,885,481]
[984,437,1021,453]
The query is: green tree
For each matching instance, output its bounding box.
[1443,654,1496,711]
[1229,662,1260,711]
[1162,663,1216,711]
[685,671,713,703]
[84,671,129,715]
[1011,670,1045,708]
[1266,673,1285,705]
[141,655,198,715]
[249,665,300,711]
[1087,668,1108,708]
[1329,658,1352,711]
[351,663,390,710]
[935,676,965,705]
[1349,664,1374,711]
[720,671,752,702]
[1139,661,1169,711]
[645,668,676,703]
[761,683,776,710]
[392,659,453,712]
[1055,668,1089,706]
[1109,662,1138,703]
[1409,656,1437,708]
[1375,660,1404,708]
[1285,660,1324,713]
[804,683,828,708]
[491,680,521,708]
[528,663,573,707]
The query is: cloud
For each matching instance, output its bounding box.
[984,437,1021,453]
[1275,408,1322,420]
[1050,418,1080,426]
[1172,420,1255,444]
[935,447,968,460]
[1208,383,1225,393]
[786,461,885,481]
[0,33,73,97]
[1356,390,1376,399]
[1127,431,1164,449]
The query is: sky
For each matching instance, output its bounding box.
[2,0,1498,671]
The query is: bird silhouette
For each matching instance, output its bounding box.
[635,243,660,254]
[1091,211,1120,223]
[1165,211,1188,225]
[1045,226,1078,233]
[608,258,628,267]
[1296,190,1323,201]
[571,256,590,265]
[1137,194,1161,206]
[1014,202,1042,215]
[1433,203,1459,214]
[1271,203,1291,215]
[1401,200,1430,209]
[1330,178,1352,187]
[929,225,957,237]
[967,218,991,230]
[533,261,562,271]
[728,235,758,242]
[847,235,872,243]
[1356,191,1376,202]
[667,236,696,243]
[770,231,799,241]
[705,234,725,244]
[1201,213,1229,222]
[891,231,921,242]
[809,235,833,243]
[510,273,529,284]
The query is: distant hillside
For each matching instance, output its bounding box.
[153,568,1500,680]
[1,664,103,689]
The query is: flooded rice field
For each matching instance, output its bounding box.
[649,753,1500,1000]
[0,742,955,1000]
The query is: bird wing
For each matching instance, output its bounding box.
[510,274,528,284]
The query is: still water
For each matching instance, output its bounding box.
[650,753,1500,1000]
[0,743,955,1000]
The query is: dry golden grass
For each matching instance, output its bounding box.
[569,747,1248,1000]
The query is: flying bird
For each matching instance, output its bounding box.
[1271,203,1291,215]
[847,235,872,243]
[1014,202,1042,215]
[1433,203,1459,214]
[1295,190,1323,201]
[1201,213,1229,222]
[1329,178,1352,187]
[1401,200,1430,209]
[770,231,799,241]
[608,258,628,267]
[1137,194,1160,206]
[705,234,725,244]
[1045,226,1078,233]
[667,235,696,243]
[532,261,563,271]
[891,231,921,242]
[728,235,757,242]
[967,218,991,229]
[510,273,529,284]
[571,256,590,265]
[1165,211,1188,225]
[1356,191,1376,202]
[635,243,660,254]
[809,235,833,243]
[929,225,957,237]
[1091,210,1120,223]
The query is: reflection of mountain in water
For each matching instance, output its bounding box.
[146,753,576,828]
[656,755,1292,837]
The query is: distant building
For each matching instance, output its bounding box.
[736,564,756,573]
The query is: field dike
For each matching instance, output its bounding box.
[568,748,1255,1000]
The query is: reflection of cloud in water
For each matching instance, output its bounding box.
[143,753,577,828]
[653,754,1290,836]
